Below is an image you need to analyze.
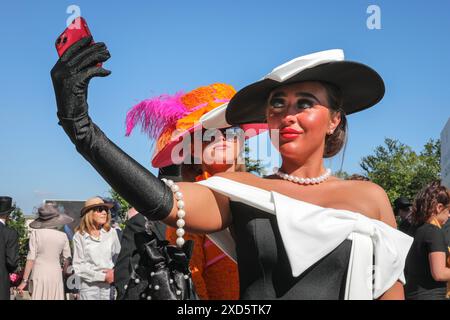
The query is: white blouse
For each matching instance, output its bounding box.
[72,228,121,283]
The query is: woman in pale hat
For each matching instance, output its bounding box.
[52,36,413,299]
[17,203,73,300]
[72,197,121,300]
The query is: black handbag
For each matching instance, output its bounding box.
[123,220,199,300]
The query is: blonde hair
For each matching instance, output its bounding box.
[75,209,111,235]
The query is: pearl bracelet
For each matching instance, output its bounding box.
[161,178,186,248]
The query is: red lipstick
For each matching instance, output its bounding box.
[279,127,303,139]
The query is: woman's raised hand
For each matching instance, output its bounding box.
[50,36,111,120]
[49,35,175,224]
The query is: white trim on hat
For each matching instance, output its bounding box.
[199,103,231,129]
[265,49,345,82]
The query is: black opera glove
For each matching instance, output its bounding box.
[51,36,111,120]
[50,36,173,221]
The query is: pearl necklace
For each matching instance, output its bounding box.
[274,167,332,185]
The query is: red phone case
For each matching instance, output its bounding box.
[55,17,94,57]
[56,17,103,67]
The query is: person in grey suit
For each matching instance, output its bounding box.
[0,196,19,300]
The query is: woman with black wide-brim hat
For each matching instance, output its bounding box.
[52,37,412,299]
[17,204,73,300]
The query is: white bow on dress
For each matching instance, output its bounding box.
[198,176,413,299]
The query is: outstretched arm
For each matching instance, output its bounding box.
[50,36,230,232]
[164,182,232,233]
[51,36,172,220]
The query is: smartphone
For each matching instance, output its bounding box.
[55,17,102,66]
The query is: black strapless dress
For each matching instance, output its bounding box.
[230,201,352,300]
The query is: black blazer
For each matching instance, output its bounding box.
[0,222,19,300]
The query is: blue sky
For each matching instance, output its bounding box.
[1,0,449,214]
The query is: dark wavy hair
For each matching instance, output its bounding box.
[411,180,450,225]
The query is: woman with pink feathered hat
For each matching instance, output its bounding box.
[120,83,266,300]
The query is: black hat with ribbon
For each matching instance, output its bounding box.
[225,49,385,125]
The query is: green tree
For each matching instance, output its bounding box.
[334,170,350,180]
[6,206,29,271]
[244,142,266,176]
[360,138,441,205]
[109,189,131,225]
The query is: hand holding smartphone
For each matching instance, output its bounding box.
[55,17,102,66]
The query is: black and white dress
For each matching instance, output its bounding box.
[198,177,413,300]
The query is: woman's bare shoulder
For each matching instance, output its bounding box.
[337,179,386,195]
[332,179,396,226]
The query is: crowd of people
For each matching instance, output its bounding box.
[1,41,449,300]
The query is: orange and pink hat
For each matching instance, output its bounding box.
[125,83,267,168]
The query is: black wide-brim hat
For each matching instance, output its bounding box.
[225,50,385,125]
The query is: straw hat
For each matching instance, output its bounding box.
[80,197,113,217]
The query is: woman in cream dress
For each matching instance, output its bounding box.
[17,204,72,300]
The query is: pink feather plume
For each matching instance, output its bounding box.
[125,92,187,139]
